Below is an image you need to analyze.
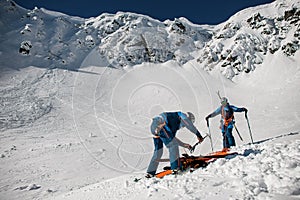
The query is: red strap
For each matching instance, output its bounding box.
[221,106,234,126]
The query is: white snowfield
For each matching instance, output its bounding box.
[52,136,300,200]
[0,0,299,200]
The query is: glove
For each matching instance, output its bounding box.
[205,115,210,127]
[197,136,204,143]
[243,108,248,118]
[205,115,210,121]
[184,143,192,150]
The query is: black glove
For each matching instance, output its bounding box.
[243,108,248,118]
[198,136,204,143]
[184,144,192,150]
[205,115,211,127]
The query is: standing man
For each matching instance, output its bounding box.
[146,111,204,178]
[205,97,247,150]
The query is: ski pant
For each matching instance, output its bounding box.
[146,137,181,175]
[221,123,236,148]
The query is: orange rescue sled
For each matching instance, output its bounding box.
[155,149,237,178]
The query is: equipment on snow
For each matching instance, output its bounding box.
[189,134,208,153]
[234,124,243,141]
[245,113,254,143]
[216,90,228,105]
[189,142,200,154]
[217,90,222,100]
[134,177,142,182]
[155,149,238,178]
[207,131,214,152]
[206,122,214,152]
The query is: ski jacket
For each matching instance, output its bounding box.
[151,112,202,139]
[208,104,246,127]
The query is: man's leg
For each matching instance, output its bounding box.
[146,138,163,175]
[226,126,236,147]
[165,138,181,170]
[222,125,230,148]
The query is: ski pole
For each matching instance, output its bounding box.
[189,142,199,154]
[234,124,243,141]
[190,134,207,153]
[206,122,214,152]
[245,113,254,143]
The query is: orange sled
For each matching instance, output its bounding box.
[155,149,237,178]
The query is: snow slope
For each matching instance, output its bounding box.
[51,136,300,200]
[50,52,300,200]
[0,0,299,200]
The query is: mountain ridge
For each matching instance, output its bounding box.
[0,0,299,79]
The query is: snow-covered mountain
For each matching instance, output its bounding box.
[198,0,300,79]
[0,0,299,200]
[1,0,299,78]
[0,0,214,74]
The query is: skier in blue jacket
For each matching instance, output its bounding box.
[146,111,204,178]
[205,97,247,150]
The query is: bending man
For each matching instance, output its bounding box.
[146,111,204,178]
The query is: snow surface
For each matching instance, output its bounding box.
[0,0,299,200]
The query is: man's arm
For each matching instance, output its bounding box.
[175,137,192,149]
[231,105,248,113]
[206,106,222,119]
[205,106,222,126]
[178,112,203,142]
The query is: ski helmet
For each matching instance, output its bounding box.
[187,112,195,123]
[220,97,228,105]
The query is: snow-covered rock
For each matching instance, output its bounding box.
[197,0,300,79]
[1,0,298,79]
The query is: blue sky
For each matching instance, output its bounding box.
[14,0,273,25]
